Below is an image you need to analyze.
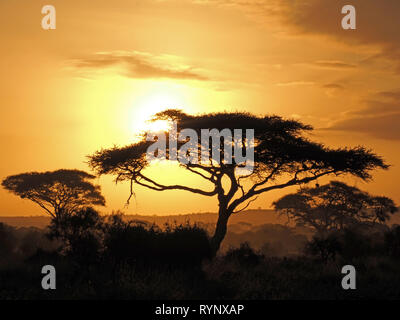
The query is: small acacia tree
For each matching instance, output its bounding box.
[273,181,398,233]
[2,169,106,219]
[88,109,388,255]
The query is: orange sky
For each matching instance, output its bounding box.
[0,0,399,216]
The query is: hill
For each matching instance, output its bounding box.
[0,209,285,229]
[1,208,399,229]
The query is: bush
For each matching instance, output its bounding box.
[159,223,212,266]
[305,227,387,263]
[103,217,160,266]
[305,233,342,263]
[48,207,104,265]
[0,223,18,265]
[339,228,375,260]
[224,242,263,267]
[103,216,211,268]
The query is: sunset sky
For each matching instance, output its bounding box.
[1,0,399,216]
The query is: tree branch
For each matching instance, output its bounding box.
[233,196,258,214]
[135,172,218,196]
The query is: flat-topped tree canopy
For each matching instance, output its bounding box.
[1,169,106,218]
[88,109,388,254]
[273,181,398,233]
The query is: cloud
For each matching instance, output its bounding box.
[276,81,315,87]
[197,0,400,73]
[252,0,400,47]
[378,89,400,101]
[322,84,344,90]
[302,60,357,70]
[326,89,400,140]
[70,51,208,81]
[322,83,345,97]
[328,114,400,140]
[348,100,400,117]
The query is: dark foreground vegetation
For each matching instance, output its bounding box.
[1,208,400,300]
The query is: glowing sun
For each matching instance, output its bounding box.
[131,90,184,136]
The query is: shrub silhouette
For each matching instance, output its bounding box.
[305,233,342,263]
[305,227,386,263]
[0,223,18,264]
[224,242,262,267]
[103,215,211,268]
[48,207,104,265]
[338,228,375,260]
[159,223,212,266]
[103,215,159,266]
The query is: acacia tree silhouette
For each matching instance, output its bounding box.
[273,181,398,234]
[1,169,105,219]
[88,109,388,255]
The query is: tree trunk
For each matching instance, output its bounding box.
[210,207,230,257]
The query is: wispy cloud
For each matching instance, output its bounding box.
[322,84,344,90]
[322,83,345,97]
[276,81,315,87]
[378,89,400,101]
[193,0,400,74]
[325,89,400,140]
[301,60,357,70]
[69,51,209,81]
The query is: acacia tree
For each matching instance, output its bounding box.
[2,169,106,219]
[88,109,388,255]
[273,181,398,233]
